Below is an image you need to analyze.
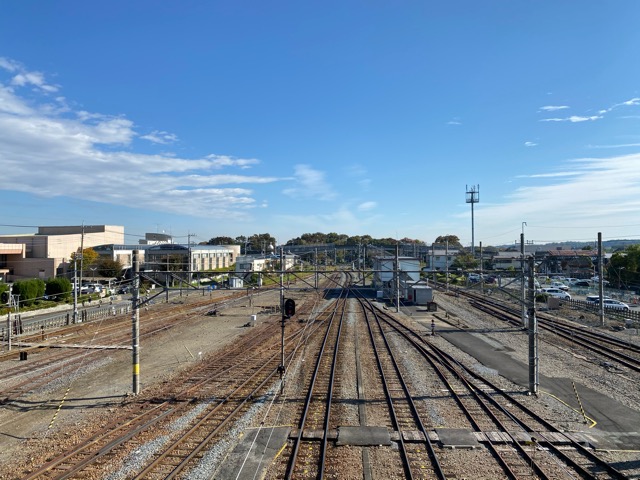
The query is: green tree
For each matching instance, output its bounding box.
[12,278,46,306]
[451,253,479,271]
[434,235,463,249]
[247,233,276,253]
[70,248,100,276]
[206,236,235,245]
[97,258,123,278]
[608,244,640,289]
[0,283,10,304]
[46,277,72,302]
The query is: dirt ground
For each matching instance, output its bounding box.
[0,291,280,472]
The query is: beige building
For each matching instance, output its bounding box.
[0,225,124,282]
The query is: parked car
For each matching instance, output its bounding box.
[540,288,571,300]
[586,295,611,303]
[571,280,591,287]
[602,299,630,311]
[550,282,569,291]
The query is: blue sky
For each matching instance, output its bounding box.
[1,1,640,248]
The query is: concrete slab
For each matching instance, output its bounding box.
[336,426,391,446]
[214,426,290,480]
[436,428,479,448]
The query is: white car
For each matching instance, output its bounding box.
[541,288,571,300]
[602,299,630,311]
[550,282,569,291]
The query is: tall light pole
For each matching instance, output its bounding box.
[466,185,480,256]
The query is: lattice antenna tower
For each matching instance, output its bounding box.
[465,184,480,256]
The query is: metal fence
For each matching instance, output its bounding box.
[1,305,131,341]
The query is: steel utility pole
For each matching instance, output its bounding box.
[521,226,527,328]
[278,246,288,395]
[73,258,78,324]
[6,285,12,351]
[445,240,449,292]
[132,249,140,395]
[598,232,604,327]
[395,243,400,313]
[465,184,480,256]
[79,223,84,297]
[527,256,538,395]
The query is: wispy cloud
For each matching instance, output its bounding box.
[140,130,178,144]
[541,115,602,123]
[474,153,640,242]
[524,141,537,147]
[587,143,640,149]
[447,118,462,125]
[357,201,377,211]
[0,57,282,218]
[539,97,640,124]
[345,164,372,190]
[282,164,336,201]
[539,105,569,112]
[0,56,59,93]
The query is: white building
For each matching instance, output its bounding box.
[372,256,422,301]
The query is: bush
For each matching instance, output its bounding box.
[46,277,72,302]
[11,278,46,306]
[0,283,9,304]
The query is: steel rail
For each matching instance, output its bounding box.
[359,296,446,480]
[380,309,627,480]
[284,288,348,479]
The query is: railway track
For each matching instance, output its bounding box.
[375,305,628,479]
[0,290,269,406]
[458,290,640,373]
[19,275,341,479]
[7,274,636,479]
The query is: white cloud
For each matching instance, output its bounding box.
[524,141,537,147]
[357,201,377,211]
[0,58,59,93]
[140,130,178,144]
[0,61,283,218]
[540,97,640,124]
[282,164,336,201]
[473,153,640,243]
[447,119,462,125]
[587,143,640,149]
[0,57,20,72]
[540,115,601,123]
[539,105,569,112]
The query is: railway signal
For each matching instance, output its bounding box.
[284,298,295,318]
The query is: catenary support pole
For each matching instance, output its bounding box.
[132,249,140,395]
[6,285,11,351]
[521,232,527,328]
[598,232,605,326]
[527,256,538,395]
[279,246,286,393]
[395,243,400,313]
[445,241,449,292]
[73,259,78,324]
